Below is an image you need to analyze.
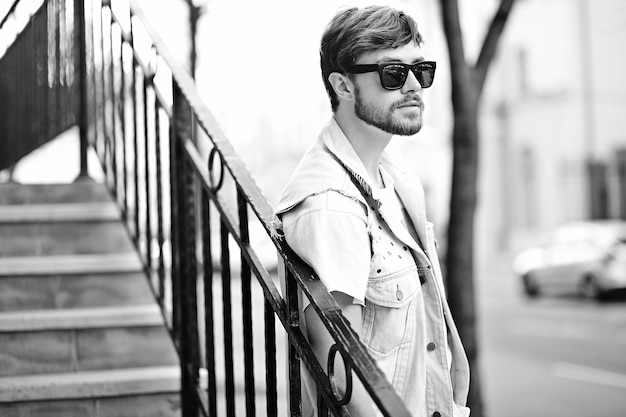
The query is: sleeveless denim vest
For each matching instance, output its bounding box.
[275,118,470,417]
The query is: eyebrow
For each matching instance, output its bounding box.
[375,57,425,64]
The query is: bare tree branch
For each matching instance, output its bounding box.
[439,0,470,90]
[474,0,517,91]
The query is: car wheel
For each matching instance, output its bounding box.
[579,274,602,301]
[522,273,540,298]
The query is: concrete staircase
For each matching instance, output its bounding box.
[0,181,181,416]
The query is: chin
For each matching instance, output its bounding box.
[392,119,422,136]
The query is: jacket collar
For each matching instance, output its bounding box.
[322,118,372,184]
[276,117,429,256]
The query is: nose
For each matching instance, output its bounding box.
[402,69,422,93]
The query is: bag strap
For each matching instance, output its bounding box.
[326,147,426,284]
[326,147,382,213]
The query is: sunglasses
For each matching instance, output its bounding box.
[347,61,436,90]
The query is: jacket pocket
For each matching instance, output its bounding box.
[362,268,420,354]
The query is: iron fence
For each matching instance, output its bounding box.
[0,0,412,415]
[0,0,79,171]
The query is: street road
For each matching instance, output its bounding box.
[478,254,626,417]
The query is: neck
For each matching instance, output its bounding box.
[334,110,392,187]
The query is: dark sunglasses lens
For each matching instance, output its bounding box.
[415,64,435,88]
[381,65,408,89]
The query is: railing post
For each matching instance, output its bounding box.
[201,193,218,417]
[74,0,89,180]
[172,82,200,417]
[285,267,303,416]
[238,189,256,417]
[220,220,237,416]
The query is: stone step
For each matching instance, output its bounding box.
[0,253,143,276]
[0,202,121,223]
[0,365,180,402]
[0,391,181,417]
[0,272,154,312]
[0,305,178,377]
[0,304,164,332]
[0,221,137,257]
[0,182,180,415]
[0,182,113,206]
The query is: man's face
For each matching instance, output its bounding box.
[352,42,426,136]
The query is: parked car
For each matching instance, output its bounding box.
[513,220,626,300]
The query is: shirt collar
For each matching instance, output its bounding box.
[321,117,385,191]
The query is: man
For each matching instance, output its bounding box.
[275,5,470,417]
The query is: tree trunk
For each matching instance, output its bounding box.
[446,87,482,415]
[438,1,518,416]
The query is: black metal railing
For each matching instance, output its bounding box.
[0,0,79,171]
[0,0,412,416]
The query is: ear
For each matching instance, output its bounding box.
[328,72,355,103]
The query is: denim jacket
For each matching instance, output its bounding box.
[275,118,470,417]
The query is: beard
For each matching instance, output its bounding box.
[354,86,424,136]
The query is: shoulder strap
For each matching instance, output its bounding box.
[326,147,426,284]
[326,146,382,213]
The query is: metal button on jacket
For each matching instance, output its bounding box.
[427,342,437,351]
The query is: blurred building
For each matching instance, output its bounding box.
[478,0,626,257]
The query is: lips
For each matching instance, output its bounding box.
[398,101,421,108]
[396,100,424,110]
[395,95,424,110]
